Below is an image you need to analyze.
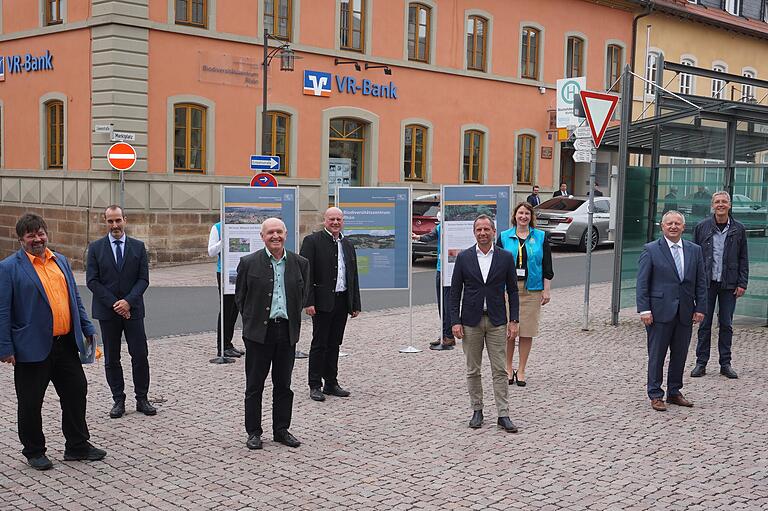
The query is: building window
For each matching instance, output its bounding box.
[264,111,290,175]
[644,52,658,95]
[606,44,622,92]
[742,70,755,102]
[521,26,539,79]
[466,16,487,71]
[712,65,726,99]
[174,104,206,172]
[408,3,431,63]
[724,0,741,15]
[45,100,64,169]
[463,130,483,183]
[517,134,535,185]
[176,0,207,28]
[265,0,292,40]
[566,36,584,78]
[45,0,62,25]
[403,124,426,181]
[679,58,694,95]
[340,0,365,52]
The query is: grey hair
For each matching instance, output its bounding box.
[711,190,731,203]
[473,214,496,230]
[260,217,287,234]
[661,210,686,224]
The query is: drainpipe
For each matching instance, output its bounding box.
[630,1,654,73]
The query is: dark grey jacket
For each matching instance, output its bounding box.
[693,216,749,290]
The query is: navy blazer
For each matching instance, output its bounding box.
[636,238,708,325]
[450,245,520,328]
[0,249,96,363]
[86,235,149,321]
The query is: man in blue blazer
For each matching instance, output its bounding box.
[86,205,155,419]
[637,210,707,412]
[0,213,106,470]
[450,215,520,433]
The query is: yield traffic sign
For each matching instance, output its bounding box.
[250,154,281,171]
[250,172,278,187]
[579,91,619,148]
[107,142,137,171]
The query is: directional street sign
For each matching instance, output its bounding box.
[250,154,281,171]
[572,150,594,163]
[107,142,137,171]
[574,125,592,139]
[111,131,136,142]
[250,172,279,187]
[579,90,620,148]
[94,124,112,133]
[573,138,594,151]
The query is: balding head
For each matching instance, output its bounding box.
[323,207,344,238]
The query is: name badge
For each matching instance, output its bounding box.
[516,268,527,278]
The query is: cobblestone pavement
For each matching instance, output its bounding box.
[1,283,767,510]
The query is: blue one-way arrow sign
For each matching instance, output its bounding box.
[250,154,281,171]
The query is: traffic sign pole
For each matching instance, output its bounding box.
[582,146,597,332]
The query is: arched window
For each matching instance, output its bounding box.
[466,16,488,71]
[712,65,726,99]
[463,130,484,183]
[566,36,584,78]
[45,100,64,169]
[403,124,426,181]
[644,52,658,95]
[742,70,755,102]
[264,111,290,175]
[521,27,540,79]
[517,134,535,185]
[265,0,292,41]
[407,3,431,62]
[174,104,207,172]
[679,58,694,95]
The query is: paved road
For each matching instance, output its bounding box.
[77,248,616,339]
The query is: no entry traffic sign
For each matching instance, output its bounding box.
[250,172,278,187]
[107,142,137,171]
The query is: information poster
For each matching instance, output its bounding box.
[441,185,512,286]
[220,186,298,294]
[337,187,410,290]
[328,157,352,197]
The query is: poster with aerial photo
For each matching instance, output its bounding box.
[338,187,410,290]
[220,186,298,294]
[441,185,512,286]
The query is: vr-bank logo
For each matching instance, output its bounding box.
[303,70,332,97]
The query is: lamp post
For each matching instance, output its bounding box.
[262,29,295,155]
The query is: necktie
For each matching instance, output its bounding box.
[671,243,683,281]
[114,240,123,269]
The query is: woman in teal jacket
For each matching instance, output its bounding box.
[496,202,553,386]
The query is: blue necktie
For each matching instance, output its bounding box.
[671,243,683,282]
[114,240,123,269]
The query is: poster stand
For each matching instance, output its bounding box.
[400,186,421,353]
[210,185,236,364]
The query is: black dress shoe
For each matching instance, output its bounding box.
[429,343,454,351]
[64,444,107,461]
[309,388,326,401]
[274,431,301,448]
[223,347,242,358]
[246,434,263,450]
[429,339,441,347]
[27,455,53,470]
[690,364,706,377]
[469,410,483,429]
[235,347,246,356]
[136,398,157,416]
[497,416,519,433]
[322,384,351,397]
[720,365,738,379]
[109,399,125,419]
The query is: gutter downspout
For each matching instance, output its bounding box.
[630,1,654,73]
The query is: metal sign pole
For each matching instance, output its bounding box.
[582,148,597,331]
[210,185,236,364]
[119,170,125,211]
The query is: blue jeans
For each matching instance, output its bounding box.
[435,271,452,338]
[695,282,736,367]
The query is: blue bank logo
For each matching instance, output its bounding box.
[0,56,4,82]
[303,70,332,97]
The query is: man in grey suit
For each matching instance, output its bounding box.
[235,218,310,450]
[636,211,707,412]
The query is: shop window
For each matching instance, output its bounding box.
[340,0,365,52]
[265,0,292,40]
[521,26,539,80]
[566,36,584,78]
[466,16,487,71]
[174,104,207,172]
[46,101,64,169]
[264,111,290,175]
[463,130,483,183]
[407,3,431,63]
[45,0,62,25]
[517,134,535,185]
[176,0,207,28]
[403,124,426,181]
[679,58,694,95]
[606,44,623,92]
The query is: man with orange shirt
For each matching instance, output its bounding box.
[0,213,106,470]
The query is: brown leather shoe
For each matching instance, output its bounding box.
[442,337,456,347]
[667,394,693,407]
[650,399,667,411]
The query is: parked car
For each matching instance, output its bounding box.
[412,196,440,262]
[730,194,768,235]
[534,196,612,251]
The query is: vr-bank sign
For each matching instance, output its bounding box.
[0,50,54,81]
[303,70,398,99]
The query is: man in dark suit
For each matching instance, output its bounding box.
[235,218,310,450]
[301,207,361,402]
[0,213,106,470]
[450,215,520,433]
[526,186,541,207]
[86,205,154,419]
[553,183,569,197]
[637,210,707,412]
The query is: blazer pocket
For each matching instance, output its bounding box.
[649,291,664,298]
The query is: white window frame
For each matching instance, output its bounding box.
[645,51,659,96]
[712,63,727,99]
[724,0,741,16]
[679,57,696,95]
[741,68,756,102]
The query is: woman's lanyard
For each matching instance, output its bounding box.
[515,230,530,269]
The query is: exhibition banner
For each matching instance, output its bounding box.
[440,185,512,286]
[337,187,411,290]
[220,186,299,294]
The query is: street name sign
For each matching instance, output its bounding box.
[94,124,112,133]
[111,131,136,142]
[107,142,137,171]
[250,155,281,171]
[579,90,619,148]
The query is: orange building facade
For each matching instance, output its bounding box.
[0,0,634,265]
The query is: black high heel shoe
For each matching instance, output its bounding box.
[508,370,517,386]
[516,372,527,387]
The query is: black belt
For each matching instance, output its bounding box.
[334,290,347,296]
[53,333,71,342]
[269,316,287,324]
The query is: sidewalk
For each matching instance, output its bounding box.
[1,282,766,510]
